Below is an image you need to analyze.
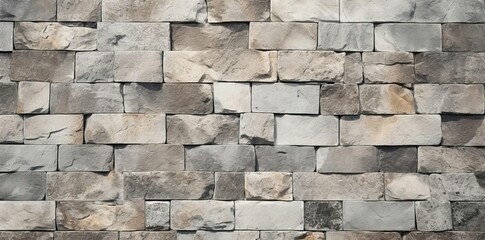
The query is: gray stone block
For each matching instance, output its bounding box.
[167,115,238,145]
[443,24,485,52]
[214,83,250,113]
[252,83,320,114]
[186,145,255,172]
[239,113,274,144]
[429,173,485,201]
[171,200,234,230]
[318,23,373,51]
[0,201,55,230]
[0,172,46,200]
[278,51,345,83]
[419,146,485,173]
[120,231,176,240]
[235,201,304,230]
[320,84,360,115]
[327,232,401,240]
[114,144,183,172]
[343,201,415,231]
[276,115,339,146]
[0,145,57,171]
[441,115,485,146]
[208,0,269,22]
[304,201,342,230]
[0,83,17,114]
[452,202,485,231]
[57,0,101,21]
[54,231,118,240]
[59,145,113,172]
[271,0,338,21]
[378,147,417,172]
[249,22,317,50]
[415,84,484,114]
[10,51,74,82]
[363,52,415,84]
[97,23,170,51]
[416,52,485,83]
[214,172,245,200]
[317,146,379,173]
[0,0,56,21]
[415,201,453,231]
[172,23,248,50]
[385,173,430,200]
[0,22,13,51]
[75,52,114,83]
[375,23,442,52]
[245,172,292,200]
[359,84,415,114]
[145,201,170,230]
[114,51,163,82]
[256,146,315,172]
[260,231,324,240]
[24,115,83,145]
[17,82,49,114]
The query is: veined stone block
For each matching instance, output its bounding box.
[121,231,176,240]
[75,52,114,82]
[378,147,418,172]
[171,201,234,230]
[145,201,170,230]
[304,201,342,230]
[0,232,53,240]
[167,115,238,145]
[0,53,10,82]
[385,173,430,200]
[375,24,442,52]
[344,53,363,84]
[252,83,320,114]
[260,231,325,240]
[235,201,304,230]
[214,172,245,200]
[320,84,360,115]
[245,172,292,200]
[403,232,485,240]
[359,84,415,114]
[214,83,250,113]
[10,51,74,82]
[415,84,484,114]
[249,22,317,50]
[271,0,338,21]
[0,115,22,143]
[24,115,83,144]
[172,23,248,50]
[275,115,339,146]
[54,231,119,240]
[0,145,57,171]
[115,145,184,172]
[0,0,56,21]
[0,172,46,200]
[186,145,255,171]
[208,0,269,22]
[416,52,485,83]
[327,231,401,240]
[239,113,274,144]
[179,231,259,240]
[57,0,101,21]
[418,146,485,173]
[0,83,17,114]
[452,202,485,231]
[343,201,415,231]
[415,201,453,231]
[114,51,163,82]
[278,51,345,82]
[441,115,485,146]
[0,201,55,230]
[429,173,485,201]
[443,24,485,52]
[0,22,12,51]
[58,145,113,172]
[17,82,49,114]
[97,22,170,51]
[256,146,315,172]
[317,146,379,173]
[363,52,415,84]
[318,23,373,51]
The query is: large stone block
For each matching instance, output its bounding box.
[97,23,170,51]
[418,146,485,173]
[235,201,304,230]
[278,51,345,83]
[452,202,485,231]
[375,24,442,52]
[10,51,74,82]
[0,232,53,240]
[167,115,238,144]
[0,22,12,51]
[304,201,342,230]
[124,171,214,200]
[415,201,453,231]
[179,231,259,240]
[249,23,317,50]
[121,231,176,240]
[415,84,484,114]
[208,0,269,22]
[260,231,325,240]
[0,172,46,200]
[276,115,339,146]
[24,115,83,144]
[0,115,22,143]
[317,146,379,173]
[75,52,114,82]
[416,53,485,83]
[124,83,213,114]
[343,201,415,231]
[344,53,363,84]
[103,0,206,22]
[239,113,274,144]
[14,22,96,51]
[293,172,384,200]
[114,51,163,82]
[57,0,101,21]
[214,172,245,200]
[172,23,248,50]
[341,115,442,146]
[0,145,57,171]
[318,23,373,51]
[164,50,277,82]
[443,24,485,52]
[271,0,338,21]
[145,201,170,230]
[320,84,360,115]
[403,232,485,240]
[0,201,55,230]
[17,82,49,114]
[115,145,184,172]
[363,52,415,84]
[171,201,234,230]
[360,84,415,114]
[0,53,10,82]
[59,145,113,172]
[56,201,144,231]
[256,146,315,172]
[327,232,401,240]
[245,172,292,200]
[429,173,485,201]
[54,231,119,240]
[186,145,255,171]
[0,83,16,114]
[441,115,485,146]
[214,83,250,113]
[85,114,166,144]
[385,173,430,200]
[378,147,418,172]
[252,83,320,114]
[0,0,56,21]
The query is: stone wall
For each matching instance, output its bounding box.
[0,0,484,239]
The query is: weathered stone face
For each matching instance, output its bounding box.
[429,173,485,201]
[318,23,373,51]
[0,22,13,51]
[385,173,430,200]
[171,201,234,230]
[167,115,238,145]
[114,51,163,82]
[441,115,485,146]
[252,83,320,114]
[186,145,255,172]
[320,84,360,115]
[271,0,338,21]
[278,51,345,82]
[415,84,484,114]
[145,201,170,230]
[359,84,415,114]
[403,232,485,240]
[24,115,84,144]
[416,53,485,84]
[0,53,10,82]
[0,232,53,240]
[235,201,304,230]
[180,231,259,240]
[0,83,17,114]
[0,172,46,200]
[239,113,274,144]
[375,24,442,52]
[214,83,250,113]
[207,0,269,22]
[275,115,339,146]
[260,231,325,240]
[56,201,145,231]
[415,201,453,231]
[452,202,485,231]
[0,201,55,230]
[214,172,245,200]
[343,201,415,231]
[363,52,415,84]
[249,23,317,50]
[317,146,379,173]
[54,231,119,240]
[0,0,56,21]
[97,23,170,51]
[57,0,101,21]
[256,146,315,172]
[10,51,75,82]
[121,231,177,240]
[245,172,292,200]
[75,52,114,83]
[327,232,401,240]
[58,145,113,172]
[345,53,363,84]
[378,147,418,172]
[172,23,249,50]
[0,115,22,143]
[304,201,342,230]
[115,145,184,172]
[419,146,485,173]
[17,82,50,114]
[0,145,57,171]
[443,24,485,52]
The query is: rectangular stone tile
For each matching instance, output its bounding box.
[276,115,339,146]
[321,84,360,115]
[340,0,485,22]
[0,201,55,230]
[0,172,46,200]
[85,114,166,144]
[415,201,453,231]
[123,83,213,114]
[256,146,315,172]
[172,23,248,50]
[252,83,320,114]
[0,232,53,240]
[443,24,485,52]
[0,83,16,114]
[404,232,485,240]
[341,115,442,146]
[145,201,170,230]
[378,147,418,172]
[124,171,214,200]
[54,231,118,240]
[57,0,101,21]
[260,231,324,240]
[249,22,317,50]
[245,172,292,200]
[24,115,83,145]
[415,84,484,114]
[429,173,485,201]
[304,201,342,230]
[317,146,379,173]
[59,145,113,172]
[416,52,485,83]
[343,201,415,231]
[293,172,384,200]
[14,22,96,51]
[115,145,184,172]
[0,0,56,21]
[214,172,245,200]
[47,172,122,201]
[318,23,373,51]
[452,202,485,231]
[179,231,259,240]
[97,22,170,51]
[10,51,74,82]
[167,115,238,145]
[327,231,401,240]
[120,231,176,240]
[164,50,277,83]
[214,83,250,113]
[363,52,415,84]
[0,53,10,82]
[375,23,442,52]
[0,145,57,171]
[441,115,485,146]
[114,51,163,82]
[385,173,430,200]
[103,0,206,22]
[0,22,12,51]
[271,0,338,21]
[360,84,415,114]
[0,115,22,143]
[50,83,123,113]
[17,82,49,114]
[208,0,269,22]
[239,113,274,144]
[75,52,114,82]
[56,201,144,231]
[278,51,345,83]
[345,53,363,84]
[235,201,304,230]
[419,146,485,173]
[186,145,255,172]
[171,200,234,230]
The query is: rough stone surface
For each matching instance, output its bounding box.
[14,22,96,51]
[97,23,170,51]
[10,51,74,82]
[304,201,342,230]
[56,201,144,231]
[54,231,119,240]
[293,172,384,200]
[429,173,485,201]
[57,0,101,21]
[164,50,277,83]
[172,23,248,50]
[124,172,214,200]
[341,115,442,146]
[145,201,170,230]
[327,232,401,240]
[375,24,442,52]
[0,145,57,171]
[120,232,176,240]
[403,232,485,240]
[235,201,304,230]
[0,0,56,21]
[385,173,430,200]
[317,146,379,173]
[0,115,22,143]
[415,201,453,231]
[245,172,292,200]
[171,201,234,230]
[58,145,113,172]
[260,231,325,240]
[0,172,46,200]
[345,53,363,84]
[24,115,83,144]
[123,83,213,114]
[0,83,17,114]
[186,145,255,172]
[0,232,53,240]
[271,0,338,21]
[360,84,415,114]
[0,22,13,51]
[378,147,418,172]
[0,53,10,82]
[75,52,114,83]
[179,231,259,240]
[416,53,485,84]
[214,83,250,113]
[278,51,345,82]
[239,113,274,145]
[276,115,339,146]
[0,201,55,230]
[318,23,373,51]
[85,114,166,144]
[441,115,485,146]
[321,84,360,115]
[249,23,317,50]
[415,84,484,114]
[343,201,415,231]
[419,146,485,173]
[208,0,269,22]
[115,145,184,172]
[214,172,245,200]
[363,52,415,84]
[17,82,49,114]
[452,202,485,231]
[167,115,238,145]
[256,146,315,172]
[443,24,485,52]
[252,83,320,114]
[114,51,163,82]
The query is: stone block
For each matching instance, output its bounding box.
[54,231,118,240]
[343,201,415,231]
[208,0,269,22]
[360,84,415,114]
[179,231,258,240]
[186,145,255,172]
[214,172,245,200]
[0,83,17,114]
[327,232,401,240]
[58,145,113,172]
[403,232,485,240]
[452,202,485,231]
[275,115,339,146]
[120,232,176,240]
[0,145,57,171]
[239,113,274,144]
[256,146,315,172]
[114,51,163,82]
[344,53,363,84]
[278,51,345,82]
[0,0,56,21]
[252,83,320,114]
[317,146,379,173]
[318,23,373,51]
[0,201,55,230]
[418,146,485,173]
[260,231,325,240]
[171,201,234,230]
[0,115,22,143]
[375,23,441,52]
[10,51,74,82]
[75,52,114,82]
[441,115,485,146]
[443,24,485,52]
[57,0,101,21]
[17,82,49,114]
[97,23,170,51]
[172,23,248,50]
[249,22,317,50]
[304,201,342,230]
[0,172,46,200]
[416,53,485,83]
[115,145,184,172]
[145,201,170,230]
[0,232,53,240]
[363,52,415,84]
[320,84,360,115]
[429,173,485,201]
[167,115,238,145]
[415,84,484,114]
[24,115,83,144]
[271,0,338,21]
[415,201,453,231]
[378,147,417,172]
[235,201,304,230]
[214,83,250,113]
[85,114,166,144]
[0,22,12,51]
[245,172,292,200]
[385,173,430,200]
[0,53,10,82]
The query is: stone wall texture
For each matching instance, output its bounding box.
[1,0,485,239]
